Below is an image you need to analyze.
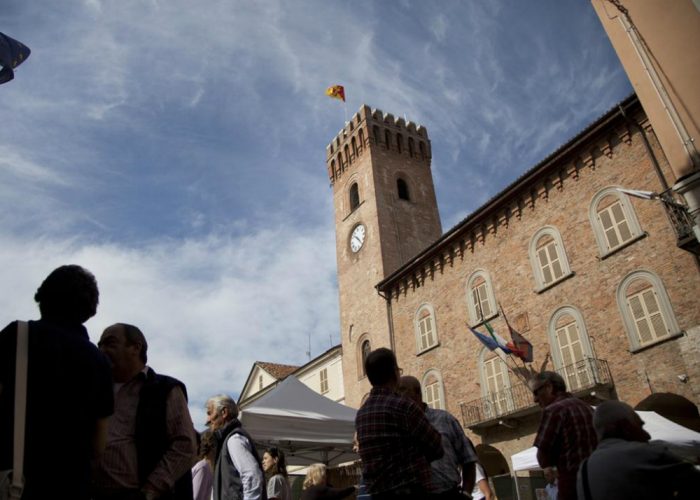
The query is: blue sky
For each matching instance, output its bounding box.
[1,0,631,427]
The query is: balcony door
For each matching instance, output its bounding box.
[482,354,513,417]
[549,307,594,392]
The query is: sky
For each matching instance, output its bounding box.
[0,0,632,428]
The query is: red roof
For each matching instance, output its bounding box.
[256,361,299,380]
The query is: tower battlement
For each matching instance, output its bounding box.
[325,104,432,184]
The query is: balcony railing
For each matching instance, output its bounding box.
[660,192,700,255]
[460,357,613,428]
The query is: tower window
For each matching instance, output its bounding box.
[358,129,365,153]
[385,129,391,150]
[337,153,343,172]
[397,178,410,201]
[351,137,358,159]
[408,137,415,157]
[349,183,360,211]
[344,144,351,165]
[396,134,403,154]
[361,339,371,376]
[419,141,427,160]
[373,125,380,144]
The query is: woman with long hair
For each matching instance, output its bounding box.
[301,463,355,500]
[262,447,291,500]
[192,430,216,500]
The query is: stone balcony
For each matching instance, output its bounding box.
[460,357,614,429]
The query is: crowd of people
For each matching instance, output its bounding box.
[1,265,699,500]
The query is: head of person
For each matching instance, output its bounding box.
[303,463,327,489]
[397,375,423,406]
[364,347,401,389]
[206,394,238,431]
[543,466,558,485]
[262,447,288,478]
[34,264,99,324]
[98,323,148,382]
[593,400,651,443]
[198,430,217,462]
[529,371,567,408]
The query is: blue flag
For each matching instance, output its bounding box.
[0,32,31,85]
[470,327,500,351]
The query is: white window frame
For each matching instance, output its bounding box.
[529,226,573,291]
[414,303,440,354]
[421,369,446,410]
[320,368,329,394]
[478,348,513,418]
[466,269,498,325]
[616,270,681,351]
[589,187,643,257]
[547,306,595,392]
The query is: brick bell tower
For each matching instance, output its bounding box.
[326,105,442,407]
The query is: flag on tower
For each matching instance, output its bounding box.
[325,84,345,102]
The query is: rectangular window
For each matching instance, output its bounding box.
[424,381,441,409]
[598,201,633,251]
[419,315,436,351]
[537,241,564,285]
[320,368,329,394]
[483,357,512,417]
[471,282,492,321]
[555,321,590,391]
[627,288,670,346]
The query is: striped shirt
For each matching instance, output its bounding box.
[96,367,196,496]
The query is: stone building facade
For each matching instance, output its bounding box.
[326,94,700,479]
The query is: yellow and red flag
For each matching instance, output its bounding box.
[325,85,345,102]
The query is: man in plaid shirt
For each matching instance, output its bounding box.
[355,348,444,499]
[531,371,596,500]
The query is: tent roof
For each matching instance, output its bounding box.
[511,410,700,472]
[239,376,358,466]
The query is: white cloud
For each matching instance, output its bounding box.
[0,225,339,429]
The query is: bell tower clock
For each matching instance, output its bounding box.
[326,105,442,407]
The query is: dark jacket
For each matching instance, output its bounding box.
[213,418,265,500]
[134,368,194,500]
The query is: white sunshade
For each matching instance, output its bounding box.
[511,410,700,472]
[239,376,358,466]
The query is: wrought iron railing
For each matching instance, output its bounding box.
[659,192,700,255]
[460,357,612,427]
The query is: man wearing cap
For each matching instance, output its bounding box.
[530,371,596,500]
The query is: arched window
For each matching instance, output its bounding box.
[349,182,360,211]
[336,153,343,172]
[359,337,372,378]
[422,370,446,410]
[548,307,594,392]
[358,129,365,153]
[589,187,643,257]
[351,137,358,159]
[529,226,572,290]
[396,133,403,154]
[397,178,410,201]
[414,304,439,353]
[419,141,427,160]
[466,270,497,324]
[373,125,380,145]
[479,348,513,418]
[617,270,680,351]
[344,144,351,165]
[408,137,415,157]
[384,129,391,150]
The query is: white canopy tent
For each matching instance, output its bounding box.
[239,376,358,466]
[511,410,700,472]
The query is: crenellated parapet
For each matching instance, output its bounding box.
[326,104,432,184]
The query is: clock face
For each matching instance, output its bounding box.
[350,224,366,253]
